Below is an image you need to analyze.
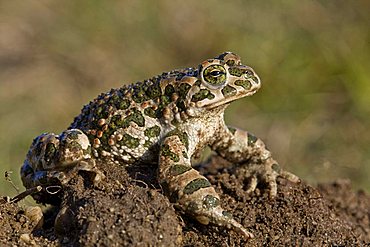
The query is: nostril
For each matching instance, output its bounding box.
[244,69,255,76]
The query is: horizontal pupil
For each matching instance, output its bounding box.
[210,71,223,76]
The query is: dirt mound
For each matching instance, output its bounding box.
[1,157,369,246]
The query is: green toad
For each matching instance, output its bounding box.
[21,52,299,238]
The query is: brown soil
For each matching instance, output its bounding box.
[1,156,369,246]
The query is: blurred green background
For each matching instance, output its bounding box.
[0,0,369,197]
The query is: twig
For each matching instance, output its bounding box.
[11,186,42,203]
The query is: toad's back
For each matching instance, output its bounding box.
[68,52,260,165]
[68,67,201,163]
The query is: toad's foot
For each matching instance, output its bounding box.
[182,195,254,239]
[210,207,254,239]
[238,160,300,198]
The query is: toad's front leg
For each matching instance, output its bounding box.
[20,129,104,204]
[158,129,253,239]
[211,125,300,197]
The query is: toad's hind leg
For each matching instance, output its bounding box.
[158,130,253,239]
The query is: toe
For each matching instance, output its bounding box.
[268,180,278,198]
[245,174,258,194]
[228,218,254,239]
[280,170,300,183]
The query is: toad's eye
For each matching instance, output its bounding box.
[209,70,222,77]
[203,65,227,85]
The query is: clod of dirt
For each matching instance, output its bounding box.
[55,160,183,246]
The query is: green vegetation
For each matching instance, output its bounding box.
[0,1,369,197]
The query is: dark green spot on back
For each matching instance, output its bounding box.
[118,133,140,149]
[122,108,145,128]
[146,83,162,99]
[144,107,156,118]
[165,84,175,96]
[144,125,161,138]
[132,86,149,103]
[178,83,191,99]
